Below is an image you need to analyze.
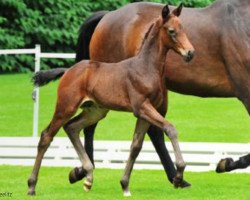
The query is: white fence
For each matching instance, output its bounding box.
[0,45,75,137]
[0,137,249,172]
[1,47,249,172]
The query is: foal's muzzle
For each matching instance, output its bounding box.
[183,50,194,62]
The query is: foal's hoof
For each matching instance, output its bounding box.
[27,190,36,196]
[69,167,86,184]
[216,158,234,173]
[123,190,131,197]
[83,180,92,192]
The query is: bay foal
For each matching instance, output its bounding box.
[28,4,194,196]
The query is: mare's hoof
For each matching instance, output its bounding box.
[173,177,190,188]
[179,180,191,188]
[216,158,234,173]
[173,176,182,188]
[27,190,36,196]
[83,180,92,192]
[69,167,85,184]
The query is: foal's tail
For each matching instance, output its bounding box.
[32,11,108,88]
[75,11,108,62]
[32,68,67,87]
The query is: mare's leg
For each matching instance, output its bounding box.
[27,100,78,195]
[216,154,250,173]
[136,100,186,188]
[84,123,97,165]
[65,106,108,189]
[120,118,150,196]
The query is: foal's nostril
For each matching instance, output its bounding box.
[186,50,194,61]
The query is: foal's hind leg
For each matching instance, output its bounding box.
[27,106,77,195]
[68,124,97,184]
[120,119,150,196]
[64,106,108,191]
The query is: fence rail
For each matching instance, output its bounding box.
[0,45,75,137]
[0,137,249,172]
[1,47,249,172]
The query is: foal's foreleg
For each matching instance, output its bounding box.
[138,101,186,188]
[120,119,150,196]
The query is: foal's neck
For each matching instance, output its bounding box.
[137,22,168,75]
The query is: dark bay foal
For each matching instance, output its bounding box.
[28,4,194,196]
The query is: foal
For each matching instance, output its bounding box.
[28,4,194,196]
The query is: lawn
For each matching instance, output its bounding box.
[0,73,249,142]
[0,165,250,200]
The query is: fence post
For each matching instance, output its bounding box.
[32,45,41,137]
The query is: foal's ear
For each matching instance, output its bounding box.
[162,5,170,20]
[172,3,183,17]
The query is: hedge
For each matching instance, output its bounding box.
[0,0,214,73]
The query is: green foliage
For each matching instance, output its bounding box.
[0,0,214,73]
[150,0,215,7]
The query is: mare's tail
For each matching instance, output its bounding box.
[75,11,108,62]
[32,68,67,87]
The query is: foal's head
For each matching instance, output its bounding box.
[159,4,194,62]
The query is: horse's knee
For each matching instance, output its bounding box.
[38,131,53,149]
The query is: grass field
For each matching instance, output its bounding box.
[0,165,250,200]
[0,73,249,142]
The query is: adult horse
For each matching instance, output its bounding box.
[74,0,250,175]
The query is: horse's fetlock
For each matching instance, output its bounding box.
[176,160,186,171]
[28,177,37,187]
[120,178,129,189]
[239,157,249,168]
[84,163,94,174]
[38,134,52,149]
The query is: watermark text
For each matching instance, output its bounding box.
[0,192,12,198]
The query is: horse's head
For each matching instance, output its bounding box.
[159,4,194,62]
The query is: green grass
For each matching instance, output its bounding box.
[0,74,249,142]
[0,165,250,200]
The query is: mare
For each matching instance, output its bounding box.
[216,154,250,173]
[74,0,250,175]
[28,4,194,196]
